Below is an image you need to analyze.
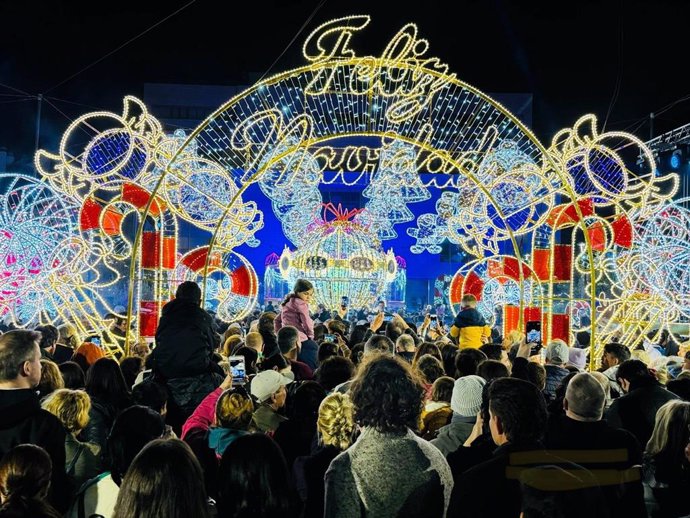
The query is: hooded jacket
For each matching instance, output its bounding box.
[275,296,314,342]
[153,298,217,379]
[181,387,248,498]
[451,308,491,349]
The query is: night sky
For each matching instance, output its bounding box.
[1,0,689,166]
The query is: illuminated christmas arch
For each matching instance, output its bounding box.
[32,15,682,362]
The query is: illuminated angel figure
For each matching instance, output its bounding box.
[0,174,78,325]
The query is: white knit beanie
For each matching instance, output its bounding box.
[451,375,486,417]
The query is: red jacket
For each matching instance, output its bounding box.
[181,387,222,440]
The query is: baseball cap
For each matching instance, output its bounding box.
[250,370,293,402]
[545,340,570,365]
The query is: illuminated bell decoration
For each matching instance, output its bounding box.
[279,204,397,310]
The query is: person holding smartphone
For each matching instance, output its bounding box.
[449,294,491,349]
[181,373,255,492]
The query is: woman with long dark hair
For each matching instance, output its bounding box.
[81,358,132,451]
[275,279,318,369]
[67,406,165,518]
[273,381,327,469]
[217,434,297,518]
[257,312,279,358]
[0,444,61,518]
[113,439,210,518]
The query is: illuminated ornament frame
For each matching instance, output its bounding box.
[30,15,683,365]
[279,204,397,310]
[35,99,260,352]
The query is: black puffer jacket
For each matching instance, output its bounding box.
[543,364,570,403]
[153,298,218,379]
[606,380,678,448]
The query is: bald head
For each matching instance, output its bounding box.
[564,373,605,421]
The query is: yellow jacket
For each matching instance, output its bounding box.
[450,308,492,349]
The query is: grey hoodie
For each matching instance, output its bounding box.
[431,416,476,457]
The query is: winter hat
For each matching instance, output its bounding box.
[74,342,106,367]
[567,347,587,371]
[545,340,570,365]
[451,375,486,417]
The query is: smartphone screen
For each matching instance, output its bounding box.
[228,355,246,384]
[525,321,542,345]
[87,336,101,346]
[324,333,337,342]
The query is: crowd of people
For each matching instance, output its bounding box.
[1,280,690,518]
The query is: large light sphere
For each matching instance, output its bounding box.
[279,214,397,310]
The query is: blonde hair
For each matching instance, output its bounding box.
[58,323,81,349]
[38,360,64,395]
[245,332,263,351]
[646,400,690,457]
[505,330,525,346]
[317,393,355,451]
[215,389,254,430]
[42,388,91,433]
[223,326,243,343]
[461,294,477,307]
[222,335,243,357]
